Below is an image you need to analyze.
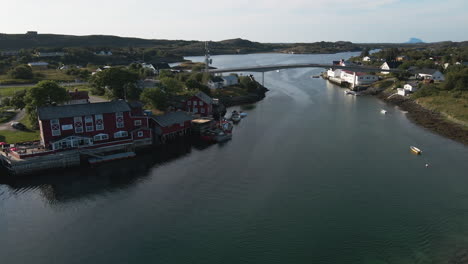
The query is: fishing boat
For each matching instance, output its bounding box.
[410,146,422,155]
[200,129,232,143]
[380,109,387,114]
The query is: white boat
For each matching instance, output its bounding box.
[239,111,247,118]
[380,109,387,114]
[410,146,422,155]
[230,111,241,122]
[344,90,357,95]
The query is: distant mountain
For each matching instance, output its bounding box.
[406,38,424,44]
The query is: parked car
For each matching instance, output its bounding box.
[10,122,26,131]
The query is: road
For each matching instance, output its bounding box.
[0,109,26,131]
[0,82,89,88]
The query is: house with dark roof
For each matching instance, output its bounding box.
[151,111,194,143]
[65,90,89,105]
[380,61,402,74]
[410,68,445,81]
[221,75,239,87]
[37,100,152,151]
[184,91,213,117]
[208,76,224,89]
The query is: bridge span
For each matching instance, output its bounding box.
[208,64,402,85]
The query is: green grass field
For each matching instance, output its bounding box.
[0,84,91,97]
[417,91,468,127]
[0,114,41,144]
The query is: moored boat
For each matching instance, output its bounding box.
[410,146,422,155]
[230,110,241,123]
[380,109,387,114]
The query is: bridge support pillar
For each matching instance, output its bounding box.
[262,72,264,87]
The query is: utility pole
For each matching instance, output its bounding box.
[204,41,211,73]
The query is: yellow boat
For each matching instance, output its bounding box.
[410,146,422,155]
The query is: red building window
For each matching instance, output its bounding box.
[51,119,61,136]
[95,114,104,131]
[85,115,94,132]
[116,112,124,128]
[74,117,83,133]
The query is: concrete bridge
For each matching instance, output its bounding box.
[209,63,402,85]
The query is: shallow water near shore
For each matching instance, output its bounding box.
[1,52,468,264]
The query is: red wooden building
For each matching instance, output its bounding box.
[151,111,194,143]
[184,91,213,117]
[37,100,152,151]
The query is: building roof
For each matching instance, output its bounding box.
[194,91,213,104]
[405,82,418,87]
[210,76,224,82]
[342,70,369,76]
[28,62,49,66]
[222,75,238,82]
[68,91,89,101]
[382,61,402,69]
[38,100,131,120]
[151,111,194,127]
[410,68,440,75]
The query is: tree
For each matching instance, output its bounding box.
[90,67,139,99]
[11,90,27,110]
[140,87,167,110]
[239,76,258,92]
[24,81,69,128]
[360,48,370,58]
[1,97,11,106]
[8,64,34,79]
[160,77,184,94]
[123,82,141,101]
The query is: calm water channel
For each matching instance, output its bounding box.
[1,52,468,264]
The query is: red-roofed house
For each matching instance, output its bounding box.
[341,71,378,87]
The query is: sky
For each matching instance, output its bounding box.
[1,0,467,43]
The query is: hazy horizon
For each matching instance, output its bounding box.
[2,0,467,43]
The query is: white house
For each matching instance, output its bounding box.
[221,75,238,87]
[141,63,157,74]
[327,68,342,78]
[27,62,49,69]
[404,82,419,92]
[37,52,65,57]
[362,56,374,62]
[380,61,402,74]
[397,88,408,96]
[340,71,379,87]
[95,51,113,56]
[414,69,445,81]
[208,76,224,89]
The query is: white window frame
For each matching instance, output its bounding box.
[114,131,128,139]
[193,101,197,106]
[85,115,94,132]
[95,114,104,131]
[74,116,83,133]
[116,112,124,128]
[93,133,109,141]
[51,119,61,136]
[137,131,144,137]
[199,101,203,106]
[134,120,142,126]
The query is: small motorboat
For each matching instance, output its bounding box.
[410,146,422,155]
[230,111,241,123]
[239,111,247,118]
[380,109,387,114]
[344,90,357,95]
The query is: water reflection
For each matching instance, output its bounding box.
[2,139,195,204]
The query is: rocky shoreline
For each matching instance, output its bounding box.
[375,90,468,145]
